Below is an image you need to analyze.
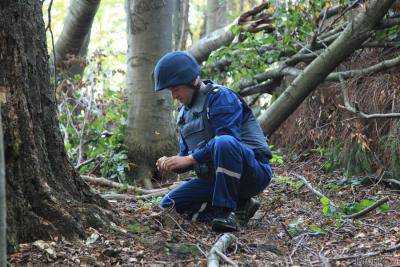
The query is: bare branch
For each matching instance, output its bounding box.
[239,79,281,97]
[292,173,337,208]
[339,72,400,119]
[82,175,180,195]
[344,196,389,219]
[189,2,272,63]
[208,233,237,267]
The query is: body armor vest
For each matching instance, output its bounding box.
[177,82,272,160]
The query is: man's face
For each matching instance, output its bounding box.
[169,85,195,106]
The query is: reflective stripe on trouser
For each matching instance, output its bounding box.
[160,135,273,222]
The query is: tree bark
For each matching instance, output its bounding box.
[206,0,228,35]
[0,109,5,267]
[179,0,190,50]
[0,0,109,246]
[173,0,181,50]
[55,0,100,78]
[125,0,177,185]
[259,0,396,136]
[189,2,271,63]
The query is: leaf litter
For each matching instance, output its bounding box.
[8,156,400,266]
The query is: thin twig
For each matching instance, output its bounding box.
[312,243,400,263]
[214,250,238,267]
[291,173,336,208]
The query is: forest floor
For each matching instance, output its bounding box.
[9,157,400,266]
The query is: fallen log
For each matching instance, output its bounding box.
[259,0,396,136]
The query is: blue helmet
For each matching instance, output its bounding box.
[154,51,200,92]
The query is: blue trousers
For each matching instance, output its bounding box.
[160,135,273,222]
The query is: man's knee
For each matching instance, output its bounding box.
[214,135,238,152]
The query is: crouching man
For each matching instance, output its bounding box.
[154,51,273,232]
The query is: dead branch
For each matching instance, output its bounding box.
[82,175,180,195]
[363,41,400,47]
[340,74,400,119]
[330,54,400,81]
[292,173,337,208]
[207,233,237,267]
[238,2,269,23]
[189,2,272,63]
[239,79,281,97]
[344,196,390,219]
[101,189,170,201]
[75,157,95,170]
[312,243,400,263]
[240,52,400,97]
[101,193,135,201]
[215,250,238,267]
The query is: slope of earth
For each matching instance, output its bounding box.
[8,157,400,266]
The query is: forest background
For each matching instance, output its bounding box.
[46,0,400,185]
[2,0,400,265]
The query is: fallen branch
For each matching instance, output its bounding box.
[344,196,390,219]
[207,233,237,267]
[75,157,96,170]
[83,175,180,195]
[340,74,400,119]
[83,175,155,195]
[239,79,281,97]
[274,54,400,84]
[215,250,238,267]
[313,243,400,263]
[101,189,172,201]
[189,2,272,63]
[292,173,337,208]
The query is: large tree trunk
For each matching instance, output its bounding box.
[0,110,5,266]
[0,0,109,246]
[55,0,100,78]
[206,0,228,35]
[125,0,176,186]
[173,0,182,50]
[179,0,190,50]
[259,0,396,136]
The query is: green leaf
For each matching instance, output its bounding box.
[378,203,390,213]
[320,196,334,216]
[308,224,326,235]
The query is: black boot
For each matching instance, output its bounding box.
[211,212,238,232]
[235,198,260,226]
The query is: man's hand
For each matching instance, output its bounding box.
[156,155,197,174]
